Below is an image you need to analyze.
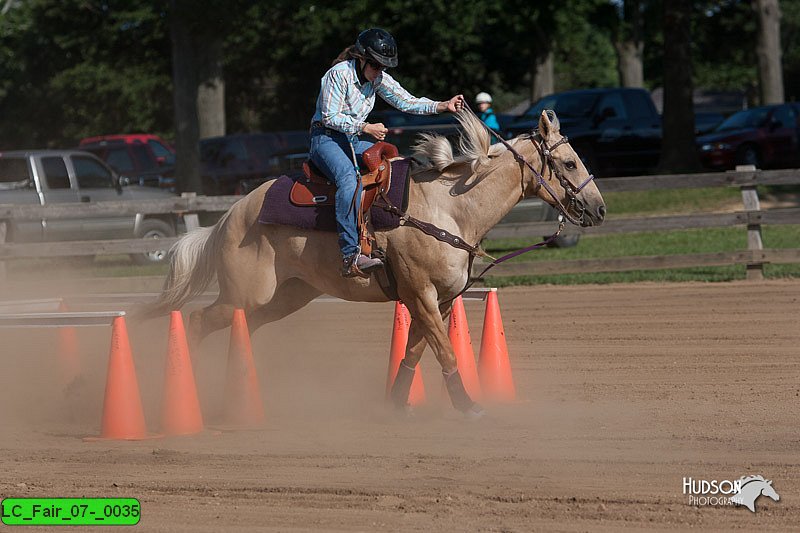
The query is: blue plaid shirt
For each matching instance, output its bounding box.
[311,59,440,135]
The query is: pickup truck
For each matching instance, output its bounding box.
[0,150,179,264]
[505,87,662,177]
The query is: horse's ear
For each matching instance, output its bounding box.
[768,480,773,485]
[539,109,560,139]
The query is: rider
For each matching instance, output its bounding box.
[475,92,500,132]
[310,28,465,277]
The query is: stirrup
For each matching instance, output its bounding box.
[342,254,383,278]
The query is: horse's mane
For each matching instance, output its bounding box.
[739,475,768,485]
[411,110,510,177]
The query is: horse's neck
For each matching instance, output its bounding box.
[412,148,536,245]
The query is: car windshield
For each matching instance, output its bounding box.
[525,93,599,119]
[715,108,770,132]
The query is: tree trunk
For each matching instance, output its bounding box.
[531,50,554,102]
[753,0,784,104]
[169,1,203,193]
[615,0,644,87]
[659,0,700,173]
[196,38,226,139]
[615,40,644,87]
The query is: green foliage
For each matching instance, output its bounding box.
[0,0,172,147]
[1,0,798,147]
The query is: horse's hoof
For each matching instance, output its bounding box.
[464,403,486,420]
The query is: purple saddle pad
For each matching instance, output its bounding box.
[257,158,411,232]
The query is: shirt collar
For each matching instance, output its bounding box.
[352,59,381,88]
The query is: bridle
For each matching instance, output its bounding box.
[465,103,595,226]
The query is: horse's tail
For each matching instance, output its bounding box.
[136,209,232,319]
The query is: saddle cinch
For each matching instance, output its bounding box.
[290,141,400,254]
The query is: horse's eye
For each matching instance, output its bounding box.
[565,160,577,170]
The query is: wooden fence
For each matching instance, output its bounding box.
[1,167,799,282]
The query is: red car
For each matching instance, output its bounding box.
[697,103,800,170]
[79,134,175,166]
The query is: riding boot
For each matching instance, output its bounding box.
[390,360,416,408]
[342,253,383,278]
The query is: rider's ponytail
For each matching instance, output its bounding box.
[332,45,363,66]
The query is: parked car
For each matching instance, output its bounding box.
[199,131,310,195]
[79,134,175,165]
[505,88,663,177]
[696,103,800,170]
[0,150,179,264]
[78,139,176,191]
[694,112,726,135]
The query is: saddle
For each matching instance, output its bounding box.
[290,141,399,254]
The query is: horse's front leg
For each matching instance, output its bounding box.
[396,292,482,416]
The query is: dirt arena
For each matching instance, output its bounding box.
[0,280,797,531]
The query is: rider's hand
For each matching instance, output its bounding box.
[437,95,465,114]
[362,122,388,141]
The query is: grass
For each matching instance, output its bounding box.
[483,224,800,285]
[600,186,743,216]
[481,186,800,285]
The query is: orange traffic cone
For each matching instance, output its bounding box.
[448,296,481,400]
[385,302,425,406]
[86,316,153,440]
[223,309,265,428]
[160,311,204,436]
[56,300,81,388]
[478,291,516,402]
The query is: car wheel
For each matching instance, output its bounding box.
[543,205,580,248]
[736,145,761,168]
[131,218,175,265]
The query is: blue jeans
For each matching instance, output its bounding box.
[309,130,374,258]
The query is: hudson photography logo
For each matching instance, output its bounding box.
[682,475,780,513]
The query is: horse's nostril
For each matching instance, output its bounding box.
[598,205,606,219]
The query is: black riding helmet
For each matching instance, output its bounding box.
[355,28,398,68]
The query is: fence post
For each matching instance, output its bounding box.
[736,165,763,280]
[0,221,6,282]
[180,192,200,232]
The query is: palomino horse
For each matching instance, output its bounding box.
[142,110,605,416]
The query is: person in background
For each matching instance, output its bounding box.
[475,92,500,132]
[309,28,464,277]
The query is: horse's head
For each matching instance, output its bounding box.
[761,480,780,502]
[524,110,606,227]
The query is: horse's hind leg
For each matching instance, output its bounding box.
[188,301,237,349]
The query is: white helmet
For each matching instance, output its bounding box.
[475,92,492,104]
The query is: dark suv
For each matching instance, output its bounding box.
[505,88,663,177]
[199,131,310,195]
